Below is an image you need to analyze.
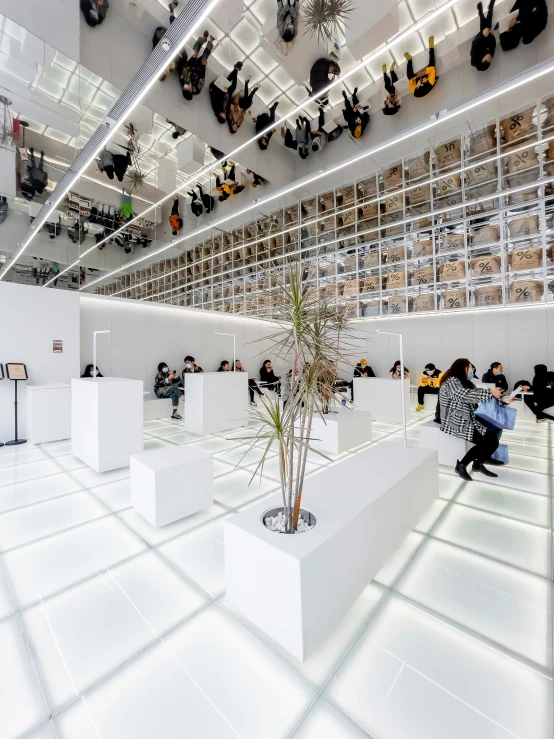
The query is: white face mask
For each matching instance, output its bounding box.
[162,367,168,374]
[185,363,192,369]
[425,370,433,375]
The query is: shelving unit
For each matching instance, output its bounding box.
[95,96,554,319]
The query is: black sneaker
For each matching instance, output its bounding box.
[171,412,182,420]
[472,462,498,478]
[455,460,473,482]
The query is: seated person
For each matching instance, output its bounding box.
[353,359,375,378]
[209,62,241,124]
[277,0,298,42]
[342,87,370,139]
[529,364,554,423]
[178,32,215,100]
[416,363,442,411]
[218,360,230,372]
[500,0,548,50]
[182,355,204,380]
[389,360,410,379]
[307,58,341,105]
[154,362,183,420]
[482,362,508,392]
[81,364,103,378]
[470,1,497,71]
[404,36,437,98]
[260,359,281,395]
[235,359,264,406]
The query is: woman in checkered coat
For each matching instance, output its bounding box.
[439,358,503,481]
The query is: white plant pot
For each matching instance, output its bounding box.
[224,443,438,661]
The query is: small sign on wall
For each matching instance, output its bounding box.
[53,340,63,354]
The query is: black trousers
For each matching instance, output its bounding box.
[407,47,435,79]
[383,69,398,95]
[418,386,439,405]
[239,79,259,110]
[460,429,500,466]
[525,394,554,420]
[248,378,263,402]
[478,0,495,30]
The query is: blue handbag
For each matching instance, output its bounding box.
[492,443,509,464]
[475,399,517,430]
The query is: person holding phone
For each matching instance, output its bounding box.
[154,362,183,420]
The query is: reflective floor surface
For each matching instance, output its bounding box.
[0,408,552,739]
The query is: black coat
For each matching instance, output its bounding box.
[482,369,508,392]
[309,58,333,97]
[470,31,497,69]
[260,367,280,385]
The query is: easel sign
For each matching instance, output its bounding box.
[6,363,28,381]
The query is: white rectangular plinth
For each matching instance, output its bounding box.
[344,0,398,60]
[424,393,439,411]
[71,378,143,472]
[26,384,71,444]
[306,407,372,454]
[185,373,248,435]
[225,443,438,661]
[353,378,410,423]
[131,445,213,527]
[419,420,471,466]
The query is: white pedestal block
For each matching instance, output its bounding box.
[71,378,143,472]
[185,372,248,435]
[26,384,71,444]
[176,136,205,175]
[305,407,372,454]
[419,420,471,466]
[344,0,398,60]
[225,443,438,661]
[143,396,183,421]
[424,393,438,411]
[131,445,213,527]
[156,157,177,194]
[353,378,410,423]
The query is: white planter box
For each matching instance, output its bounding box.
[303,407,372,454]
[131,445,213,527]
[26,384,71,444]
[419,420,470,466]
[353,378,410,423]
[224,443,438,661]
[71,378,143,472]
[185,372,248,435]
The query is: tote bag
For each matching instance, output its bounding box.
[475,400,517,430]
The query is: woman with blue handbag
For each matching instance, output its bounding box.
[438,358,503,481]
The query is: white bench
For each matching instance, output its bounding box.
[143,396,183,421]
[424,393,438,411]
[130,445,213,528]
[304,407,372,454]
[418,420,470,466]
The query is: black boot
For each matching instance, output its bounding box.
[472,462,498,478]
[455,460,473,482]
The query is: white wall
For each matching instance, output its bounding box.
[0,283,80,440]
[79,295,287,392]
[344,305,554,388]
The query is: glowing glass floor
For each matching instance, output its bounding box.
[0,409,551,738]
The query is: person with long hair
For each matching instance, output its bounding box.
[81,364,103,378]
[260,359,281,395]
[439,358,503,480]
[154,362,183,420]
[235,359,264,406]
[527,364,554,423]
[217,360,230,372]
[389,360,410,379]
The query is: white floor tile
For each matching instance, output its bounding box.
[143,438,174,452]
[40,442,72,457]
[188,437,242,455]
[22,551,207,711]
[0,473,84,513]
[396,538,552,667]
[433,505,551,577]
[89,479,131,512]
[213,468,279,508]
[118,504,228,547]
[159,517,230,597]
[2,517,147,608]
[160,431,208,445]
[0,563,15,620]
[374,532,425,588]
[52,454,88,472]
[0,448,48,467]
[143,420,170,430]
[477,466,550,495]
[212,458,235,477]
[0,459,63,488]
[326,595,553,739]
[70,466,129,489]
[508,453,549,473]
[24,722,57,738]
[439,473,462,500]
[54,606,315,739]
[144,425,190,438]
[0,616,48,738]
[216,445,277,468]
[456,483,550,527]
[246,455,320,481]
[414,499,449,533]
[293,698,370,739]
[0,492,108,551]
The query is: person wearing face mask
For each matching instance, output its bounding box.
[482,362,508,392]
[439,358,503,481]
[416,363,442,410]
[182,355,204,381]
[154,362,183,420]
[306,59,341,106]
[260,359,282,396]
[81,364,103,378]
[277,0,298,42]
[389,361,410,380]
[252,101,279,151]
[470,0,497,72]
[234,359,264,406]
[404,36,438,99]
[351,359,375,401]
[342,87,370,139]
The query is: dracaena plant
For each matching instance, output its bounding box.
[303,0,355,45]
[242,263,354,534]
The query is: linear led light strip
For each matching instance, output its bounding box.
[110,134,554,297]
[82,56,554,294]
[151,174,554,305]
[47,0,463,290]
[0,0,222,283]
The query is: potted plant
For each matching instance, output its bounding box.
[303,0,355,45]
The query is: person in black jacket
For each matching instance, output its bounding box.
[208,62,241,124]
[81,365,103,378]
[500,0,547,49]
[188,190,203,217]
[382,63,401,115]
[482,362,508,392]
[152,1,179,81]
[342,88,370,139]
[80,0,109,27]
[217,361,230,372]
[260,359,281,395]
[307,59,341,105]
[235,359,264,405]
[196,183,214,214]
[252,102,279,150]
[526,364,554,422]
[471,0,497,71]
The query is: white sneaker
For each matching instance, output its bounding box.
[250,400,257,406]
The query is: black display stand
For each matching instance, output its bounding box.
[6,379,26,446]
[0,363,4,447]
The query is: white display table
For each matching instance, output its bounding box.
[305,406,372,454]
[185,372,248,435]
[71,378,143,472]
[131,445,213,527]
[352,378,410,423]
[26,384,71,444]
[419,420,471,466]
[225,443,438,661]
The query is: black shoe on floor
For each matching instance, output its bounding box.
[171,412,182,420]
[455,460,473,482]
[472,462,498,478]
[485,457,504,466]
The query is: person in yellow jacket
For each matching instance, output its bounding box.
[405,36,437,98]
[417,362,442,410]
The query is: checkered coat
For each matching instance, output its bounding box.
[439,377,493,442]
